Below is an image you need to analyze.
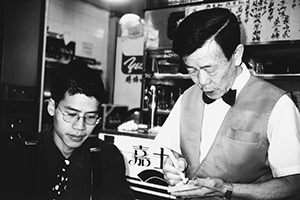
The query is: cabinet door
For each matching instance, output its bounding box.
[1,0,45,87]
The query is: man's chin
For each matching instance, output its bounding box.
[66,136,87,147]
[66,141,84,149]
[206,91,223,99]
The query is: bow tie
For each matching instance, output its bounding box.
[202,89,236,106]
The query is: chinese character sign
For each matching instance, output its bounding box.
[98,134,173,199]
[129,145,151,167]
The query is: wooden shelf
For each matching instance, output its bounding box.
[255,74,300,80]
[142,108,171,115]
[152,73,191,80]
[151,73,300,81]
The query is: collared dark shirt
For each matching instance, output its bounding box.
[0,128,135,200]
[35,128,92,200]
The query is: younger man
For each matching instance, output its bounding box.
[0,60,135,200]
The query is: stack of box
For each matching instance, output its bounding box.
[0,84,37,147]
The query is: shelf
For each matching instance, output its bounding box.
[245,40,300,48]
[45,57,70,65]
[152,73,191,80]
[142,108,171,115]
[255,74,300,80]
[145,0,231,10]
[150,73,300,80]
[45,56,100,68]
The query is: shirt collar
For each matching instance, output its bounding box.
[44,128,89,169]
[69,139,90,169]
[231,63,250,97]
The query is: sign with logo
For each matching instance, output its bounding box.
[114,37,144,110]
[122,53,143,74]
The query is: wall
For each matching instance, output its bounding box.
[47,0,110,86]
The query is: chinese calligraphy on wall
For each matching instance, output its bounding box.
[186,0,300,44]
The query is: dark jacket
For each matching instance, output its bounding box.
[0,128,135,200]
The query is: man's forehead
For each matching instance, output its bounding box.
[184,41,225,65]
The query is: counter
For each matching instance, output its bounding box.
[98,128,157,139]
[98,129,175,200]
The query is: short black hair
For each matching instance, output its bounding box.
[51,59,106,106]
[172,7,241,60]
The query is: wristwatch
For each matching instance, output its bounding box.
[223,181,233,200]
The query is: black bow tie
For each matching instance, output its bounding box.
[202,89,236,106]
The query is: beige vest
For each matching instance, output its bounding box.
[180,76,285,185]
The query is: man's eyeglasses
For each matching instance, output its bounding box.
[56,104,100,125]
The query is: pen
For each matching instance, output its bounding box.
[167,149,189,184]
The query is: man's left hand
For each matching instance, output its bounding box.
[170,177,229,198]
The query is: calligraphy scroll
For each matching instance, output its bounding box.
[186,0,300,44]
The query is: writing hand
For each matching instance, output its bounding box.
[163,151,188,186]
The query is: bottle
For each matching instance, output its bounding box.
[148,85,157,129]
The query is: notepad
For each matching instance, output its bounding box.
[167,181,201,193]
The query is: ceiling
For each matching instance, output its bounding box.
[80,0,145,18]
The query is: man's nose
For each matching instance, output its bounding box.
[197,70,211,86]
[72,117,86,131]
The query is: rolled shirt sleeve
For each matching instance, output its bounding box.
[268,94,300,177]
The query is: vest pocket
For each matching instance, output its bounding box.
[219,129,267,177]
[227,129,261,144]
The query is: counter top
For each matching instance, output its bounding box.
[97,129,157,139]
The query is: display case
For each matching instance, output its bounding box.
[140,49,193,127]
[140,41,300,128]
[243,41,300,79]
[140,41,300,124]
[243,40,300,110]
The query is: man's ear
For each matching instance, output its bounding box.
[234,44,244,66]
[47,98,55,116]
